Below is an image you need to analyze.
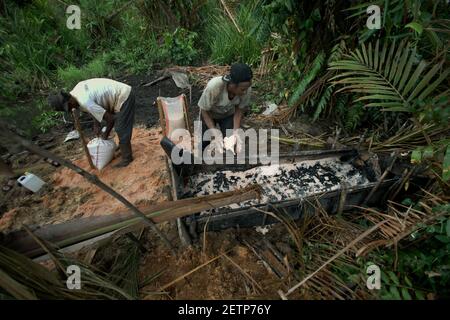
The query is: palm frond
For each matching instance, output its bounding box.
[0,232,136,300]
[313,85,333,121]
[329,40,449,112]
[288,52,325,108]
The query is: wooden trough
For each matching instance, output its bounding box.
[167,148,410,240]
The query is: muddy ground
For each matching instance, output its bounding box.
[137,228,298,300]
[118,73,203,128]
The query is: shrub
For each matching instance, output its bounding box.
[203,0,269,65]
[107,8,167,73]
[57,54,111,89]
[161,27,199,65]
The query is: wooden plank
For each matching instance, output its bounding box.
[72,109,95,169]
[182,94,192,135]
[156,98,167,136]
[166,155,192,246]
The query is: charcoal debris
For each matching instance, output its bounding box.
[186,157,369,211]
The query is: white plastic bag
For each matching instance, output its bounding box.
[64,130,80,143]
[87,138,117,170]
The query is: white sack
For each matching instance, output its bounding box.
[87,138,117,170]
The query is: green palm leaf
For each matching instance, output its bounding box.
[328,40,448,111]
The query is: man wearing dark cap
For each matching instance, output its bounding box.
[198,63,252,154]
[48,78,136,168]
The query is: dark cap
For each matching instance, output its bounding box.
[229,63,253,84]
[48,91,71,112]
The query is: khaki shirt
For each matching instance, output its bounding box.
[198,76,251,119]
[70,78,131,123]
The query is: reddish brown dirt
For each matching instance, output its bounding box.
[51,127,170,217]
[0,71,199,233]
[0,127,171,232]
[137,229,285,300]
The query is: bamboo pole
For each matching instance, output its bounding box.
[182,94,192,134]
[72,109,95,170]
[142,75,170,87]
[4,185,261,258]
[0,124,175,253]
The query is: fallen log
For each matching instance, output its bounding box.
[1,185,261,258]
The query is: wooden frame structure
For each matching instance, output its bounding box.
[156,94,192,137]
[155,93,193,246]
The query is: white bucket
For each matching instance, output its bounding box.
[17,172,46,193]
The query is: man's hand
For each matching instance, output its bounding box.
[100,127,116,140]
[235,132,243,154]
[210,138,224,155]
[224,131,243,155]
[223,135,236,154]
[101,111,115,140]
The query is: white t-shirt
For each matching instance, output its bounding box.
[198,76,251,119]
[70,78,131,122]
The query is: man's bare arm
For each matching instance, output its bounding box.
[102,112,115,139]
[92,117,101,136]
[201,110,216,130]
[233,107,243,131]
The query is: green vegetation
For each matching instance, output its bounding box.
[0,0,201,132]
[57,54,111,89]
[329,40,449,113]
[162,28,199,65]
[0,0,449,300]
[1,1,448,131]
[203,0,270,65]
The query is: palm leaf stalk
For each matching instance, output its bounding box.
[3,185,261,258]
[0,244,134,300]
